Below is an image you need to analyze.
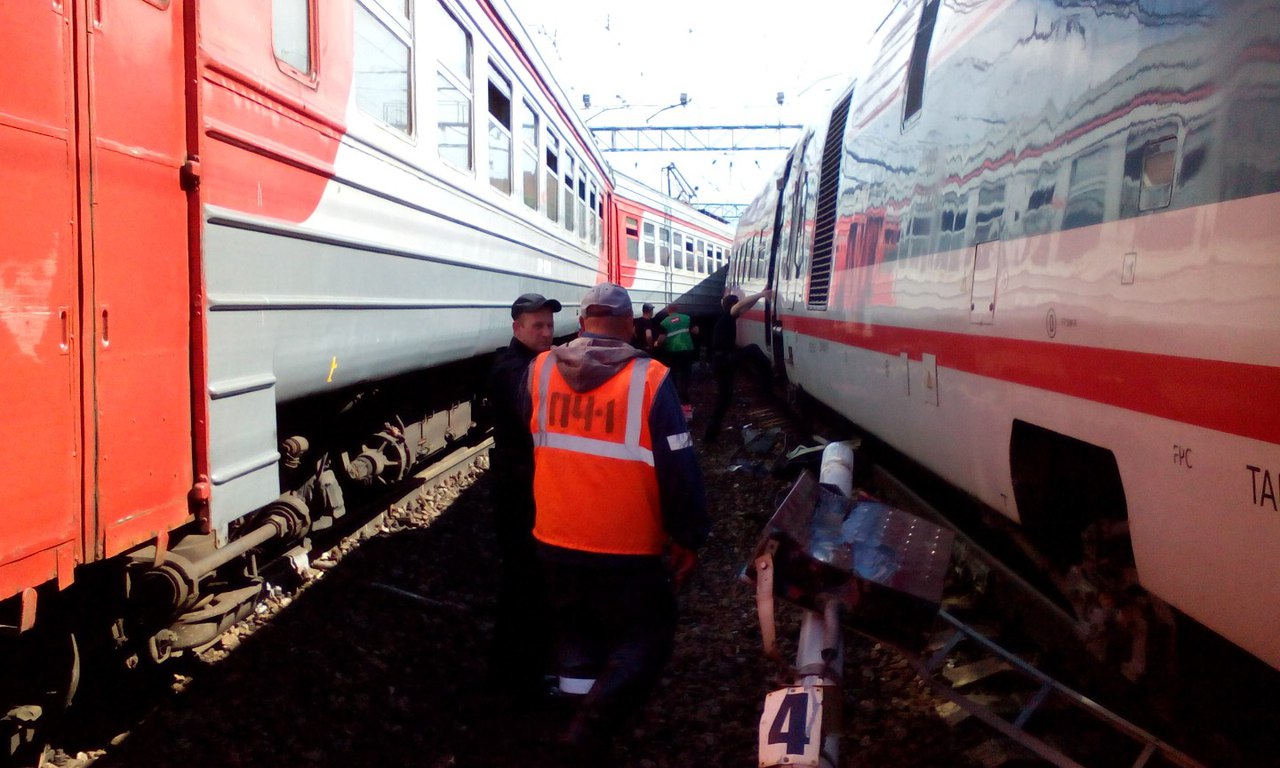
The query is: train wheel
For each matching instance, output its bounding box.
[1,630,79,766]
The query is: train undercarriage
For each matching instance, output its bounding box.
[0,358,487,764]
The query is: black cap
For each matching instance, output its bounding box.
[510,293,562,319]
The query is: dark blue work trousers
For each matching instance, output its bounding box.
[540,552,677,746]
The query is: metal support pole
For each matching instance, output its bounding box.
[794,440,856,768]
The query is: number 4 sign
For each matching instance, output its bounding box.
[758,686,824,767]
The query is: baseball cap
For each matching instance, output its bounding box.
[581,282,633,317]
[510,293,562,319]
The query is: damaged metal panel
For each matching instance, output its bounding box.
[747,471,955,650]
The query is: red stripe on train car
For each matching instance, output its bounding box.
[754,312,1280,446]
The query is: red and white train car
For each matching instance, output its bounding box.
[729,0,1280,677]
[0,0,705,749]
[612,172,733,318]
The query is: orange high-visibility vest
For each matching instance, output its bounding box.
[529,351,671,555]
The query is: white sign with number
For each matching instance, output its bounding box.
[758,686,824,767]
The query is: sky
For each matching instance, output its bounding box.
[507,0,896,218]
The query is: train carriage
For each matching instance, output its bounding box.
[0,0,716,752]
[195,0,615,539]
[612,172,733,319]
[728,0,1280,677]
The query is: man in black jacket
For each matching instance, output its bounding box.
[704,288,772,442]
[486,292,561,700]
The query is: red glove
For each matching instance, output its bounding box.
[669,543,698,588]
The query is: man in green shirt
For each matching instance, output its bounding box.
[657,303,696,406]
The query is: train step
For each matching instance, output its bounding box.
[908,609,1206,768]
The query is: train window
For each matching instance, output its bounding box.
[577,171,588,240]
[643,222,656,263]
[659,226,671,267]
[589,183,599,245]
[521,102,539,210]
[563,153,576,232]
[545,131,560,222]
[1064,146,1109,229]
[1220,97,1280,199]
[488,66,513,195]
[975,183,1005,242]
[272,0,310,75]
[881,221,901,263]
[355,3,412,133]
[625,217,640,263]
[434,2,471,167]
[672,233,684,269]
[686,240,697,272]
[952,197,968,240]
[842,221,861,268]
[939,191,969,251]
[1137,136,1177,212]
[1121,129,1177,216]
[434,2,468,85]
[904,200,934,259]
[1024,165,1058,236]
[903,0,940,126]
[696,239,705,272]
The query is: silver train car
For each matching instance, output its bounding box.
[728,0,1280,680]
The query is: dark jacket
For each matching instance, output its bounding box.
[527,333,711,563]
[710,308,737,358]
[488,337,539,489]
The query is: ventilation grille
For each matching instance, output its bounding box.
[807,92,852,309]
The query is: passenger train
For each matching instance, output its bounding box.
[728,0,1280,681]
[614,171,733,318]
[0,0,727,756]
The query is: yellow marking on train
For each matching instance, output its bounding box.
[327,356,338,383]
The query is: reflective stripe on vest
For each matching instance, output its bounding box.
[533,356,653,465]
[529,352,669,555]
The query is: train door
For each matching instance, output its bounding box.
[605,191,621,283]
[78,0,194,559]
[659,213,675,305]
[0,4,84,597]
[764,155,796,372]
[767,135,813,373]
[614,196,644,288]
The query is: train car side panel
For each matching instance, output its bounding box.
[0,3,83,597]
[86,0,195,558]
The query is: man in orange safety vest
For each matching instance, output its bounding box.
[527,282,709,763]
